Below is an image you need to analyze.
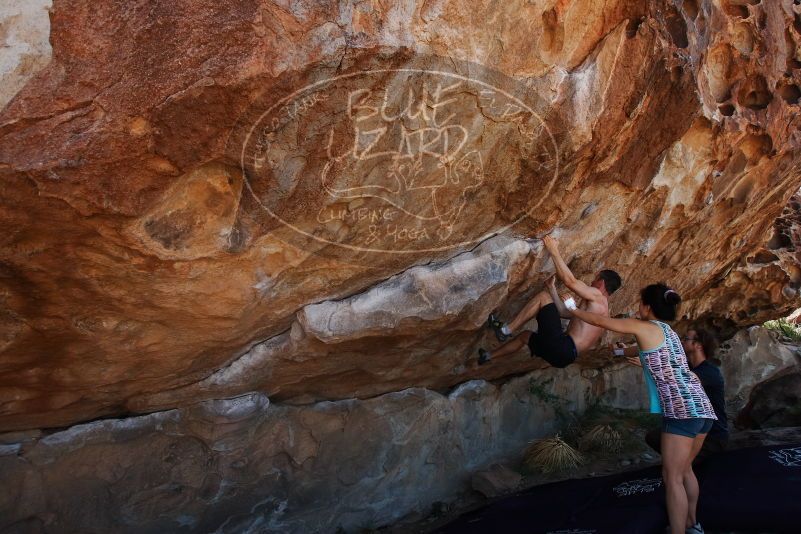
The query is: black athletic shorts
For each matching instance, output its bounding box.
[527,303,578,368]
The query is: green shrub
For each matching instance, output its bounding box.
[763,318,801,342]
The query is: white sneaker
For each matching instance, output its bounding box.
[685,522,704,534]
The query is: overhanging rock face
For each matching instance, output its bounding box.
[681,191,801,333]
[2,0,801,433]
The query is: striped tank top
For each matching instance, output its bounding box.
[639,321,716,420]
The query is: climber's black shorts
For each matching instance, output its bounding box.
[527,303,578,368]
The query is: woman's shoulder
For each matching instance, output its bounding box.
[638,320,669,352]
[645,320,671,334]
[650,320,681,336]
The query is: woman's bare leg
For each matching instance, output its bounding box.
[661,432,696,534]
[506,291,553,333]
[684,433,707,528]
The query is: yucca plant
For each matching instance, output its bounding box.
[580,424,622,452]
[524,435,583,473]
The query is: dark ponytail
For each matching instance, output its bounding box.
[641,283,682,321]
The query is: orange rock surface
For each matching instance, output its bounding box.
[2,0,801,431]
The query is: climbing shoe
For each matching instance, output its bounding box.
[478,348,492,366]
[487,313,510,342]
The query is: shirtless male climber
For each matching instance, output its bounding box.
[478,235,622,368]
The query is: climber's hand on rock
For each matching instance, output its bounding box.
[542,234,558,252]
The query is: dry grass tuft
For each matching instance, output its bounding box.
[580,424,623,452]
[523,435,583,473]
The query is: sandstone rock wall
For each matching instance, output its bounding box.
[0,365,646,534]
[717,326,801,428]
[682,191,801,335]
[1,326,794,533]
[1,0,801,434]
[6,1,801,531]
[738,370,801,428]
[718,326,801,415]
[0,0,51,109]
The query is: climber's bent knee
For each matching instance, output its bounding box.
[516,330,532,346]
[527,303,578,368]
[529,334,577,368]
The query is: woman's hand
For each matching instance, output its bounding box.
[625,356,642,367]
[608,341,638,359]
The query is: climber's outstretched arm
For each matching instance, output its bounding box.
[545,276,572,319]
[542,235,602,302]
